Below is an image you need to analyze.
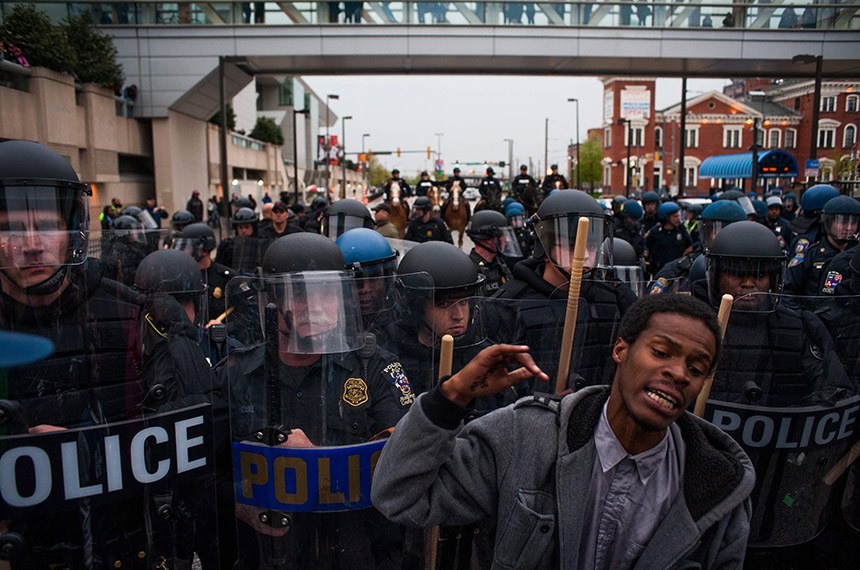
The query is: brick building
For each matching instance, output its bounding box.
[596,77,860,196]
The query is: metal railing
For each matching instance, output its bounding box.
[1,1,857,30]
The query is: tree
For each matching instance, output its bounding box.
[0,4,74,73]
[209,104,236,131]
[368,158,391,187]
[249,116,284,145]
[63,13,124,91]
[576,136,604,191]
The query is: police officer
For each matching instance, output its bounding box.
[783,191,798,221]
[644,201,693,278]
[682,202,703,244]
[414,170,435,197]
[477,166,503,211]
[172,208,196,232]
[0,140,210,568]
[466,210,522,294]
[640,190,661,234]
[787,183,840,258]
[649,200,747,295]
[445,166,469,194]
[404,196,453,244]
[539,163,569,196]
[691,221,853,567]
[785,195,860,301]
[321,198,375,239]
[102,213,150,286]
[764,195,791,251]
[491,190,637,389]
[504,201,533,259]
[612,198,645,258]
[174,222,238,328]
[216,206,264,274]
[220,232,413,569]
[383,168,412,202]
[259,200,303,240]
[336,227,399,332]
[511,164,539,214]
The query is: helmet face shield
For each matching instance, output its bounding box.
[258,271,363,355]
[535,214,607,273]
[822,213,859,243]
[700,219,730,249]
[322,213,373,239]
[707,255,784,313]
[172,236,208,261]
[0,184,89,271]
[614,265,646,296]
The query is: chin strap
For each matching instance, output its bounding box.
[1,266,68,297]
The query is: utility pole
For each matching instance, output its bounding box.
[544,118,549,181]
[679,77,687,197]
[504,138,514,183]
[341,116,352,199]
[568,98,580,189]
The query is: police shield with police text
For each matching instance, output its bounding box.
[221,233,414,569]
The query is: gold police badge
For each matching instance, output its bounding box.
[343,377,369,407]
[212,287,223,299]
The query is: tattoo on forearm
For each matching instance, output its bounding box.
[469,363,502,392]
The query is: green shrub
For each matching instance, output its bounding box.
[250,116,284,146]
[64,13,124,91]
[0,4,74,72]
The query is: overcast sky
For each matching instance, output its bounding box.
[302,75,732,178]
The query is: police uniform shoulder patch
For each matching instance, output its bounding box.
[212,287,223,299]
[650,277,669,295]
[343,377,369,407]
[789,238,810,267]
[383,362,415,406]
[822,271,843,294]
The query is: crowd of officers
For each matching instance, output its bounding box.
[0,138,858,569]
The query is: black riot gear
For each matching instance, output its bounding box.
[467,210,507,240]
[397,241,485,301]
[231,206,259,227]
[321,198,374,238]
[533,190,610,272]
[135,248,205,296]
[174,222,216,260]
[706,221,786,313]
[171,208,195,230]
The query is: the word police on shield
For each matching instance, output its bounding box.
[0,404,213,517]
[233,439,386,512]
[705,396,859,451]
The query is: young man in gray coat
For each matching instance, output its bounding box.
[372,294,755,569]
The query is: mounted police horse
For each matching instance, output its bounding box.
[441,181,470,249]
[387,181,408,238]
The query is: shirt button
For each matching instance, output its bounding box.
[540,524,550,533]
[296,391,303,398]
[352,422,360,430]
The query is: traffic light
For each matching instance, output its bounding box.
[499,161,506,168]
[427,146,432,159]
[397,147,401,158]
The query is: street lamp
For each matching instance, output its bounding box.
[503,138,513,183]
[617,118,633,196]
[293,107,310,206]
[793,54,823,183]
[341,115,352,199]
[568,98,580,190]
[325,93,340,189]
[748,117,761,196]
[434,132,444,174]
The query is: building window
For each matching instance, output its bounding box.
[847,95,859,113]
[655,126,663,148]
[604,127,611,148]
[845,124,858,148]
[685,127,698,148]
[724,127,743,148]
[622,125,645,147]
[278,79,293,107]
[821,96,836,113]
[768,129,781,149]
[818,127,836,149]
[603,164,611,187]
[785,129,797,148]
[794,98,800,111]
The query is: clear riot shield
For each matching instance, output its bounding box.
[702,396,859,547]
[0,280,218,568]
[702,290,860,547]
[482,294,591,394]
[219,236,265,275]
[93,228,172,287]
[224,271,417,569]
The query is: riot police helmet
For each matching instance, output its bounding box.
[173,222,216,261]
[501,197,516,210]
[171,209,195,230]
[612,195,627,212]
[765,196,784,209]
[520,164,528,171]
[505,202,526,229]
[751,199,768,220]
[121,205,142,218]
[820,196,860,245]
[608,237,645,296]
[395,241,486,345]
[336,227,398,278]
[621,199,644,220]
[612,237,638,267]
[657,202,681,223]
[321,198,374,239]
[135,249,206,322]
[851,245,860,294]
[533,190,610,272]
[311,196,329,212]
[699,201,747,249]
[641,191,660,204]
[716,189,756,217]
[467,210,523,258]
[689,253,707,284]
[232,206,258,227]
[413,196,432,212]
[0,139,91,295]
[800,184,840,214]
[259,232,362,354]
[706,221,786,312]
[685,203,704,217]
[236,196,254,210]
[486,167,495,176]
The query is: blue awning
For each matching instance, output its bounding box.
[699,150,798,179]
